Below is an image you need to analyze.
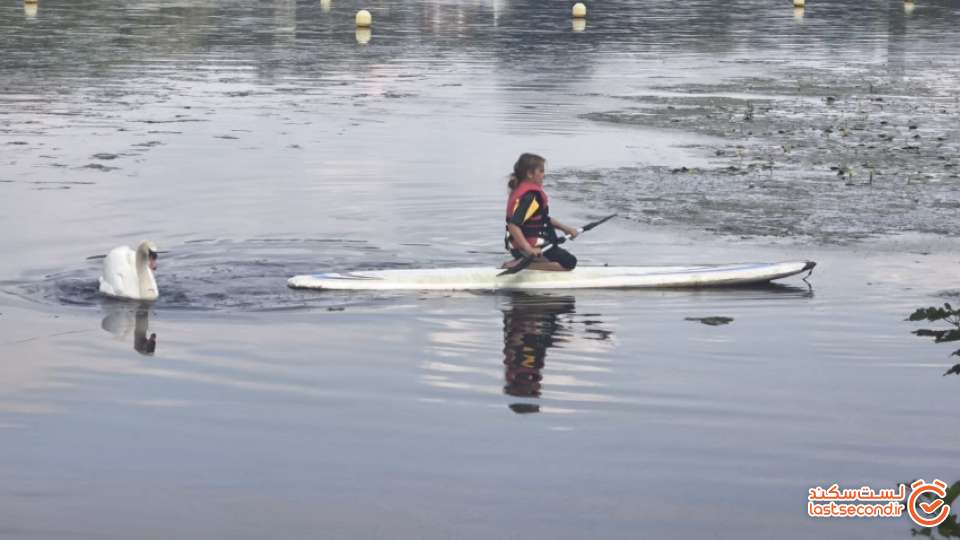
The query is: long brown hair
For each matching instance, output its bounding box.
[508,153,545,191]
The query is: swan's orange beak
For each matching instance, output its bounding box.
[148,253,158,271]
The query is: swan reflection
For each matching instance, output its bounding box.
[100,302,157,355]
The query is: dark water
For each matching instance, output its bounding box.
[2,1,960,538]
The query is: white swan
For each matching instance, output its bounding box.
[98,240,160,301]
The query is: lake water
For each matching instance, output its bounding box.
[2,1,959,538]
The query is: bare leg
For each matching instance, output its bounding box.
[501,257,569,272]
[525,259,568,272]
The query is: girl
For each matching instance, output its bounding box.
[504,153,578,271]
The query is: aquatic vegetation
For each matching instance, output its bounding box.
[568,62,960,243]
[684,316,734,326]
[907,304,960,376]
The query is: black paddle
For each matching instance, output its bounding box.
[498,213,617,276]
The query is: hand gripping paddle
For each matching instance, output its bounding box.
[498,213,617,276]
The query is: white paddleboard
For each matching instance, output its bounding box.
[288,261,815,291]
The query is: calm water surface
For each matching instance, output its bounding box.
[2,1,959,538]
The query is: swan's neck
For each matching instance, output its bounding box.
[136,252,158,300]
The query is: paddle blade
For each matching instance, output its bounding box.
[581,213,617,232]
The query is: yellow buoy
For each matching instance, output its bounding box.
[904,1,915,13]
[320,0,331,13]
[355,9,372,27]
[572,18,586,32]
[572,3,587,18]
[793,0,804,7]
[24,1,37,16]
[356,27,371,44]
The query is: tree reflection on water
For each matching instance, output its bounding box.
[907,303,960,376]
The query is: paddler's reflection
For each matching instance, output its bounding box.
[100,302,157,355]
[501,293,576,413]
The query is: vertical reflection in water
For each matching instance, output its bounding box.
[888,0,908,81]
[133,308,157,355]
[356,27,372,45]
[501,293,576,414]
[101,302,157,356]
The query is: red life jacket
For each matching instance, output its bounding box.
[505,181,550,249]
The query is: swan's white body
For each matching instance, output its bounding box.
[98,241,159,301]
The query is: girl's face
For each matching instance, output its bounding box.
[527,164,545,184]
